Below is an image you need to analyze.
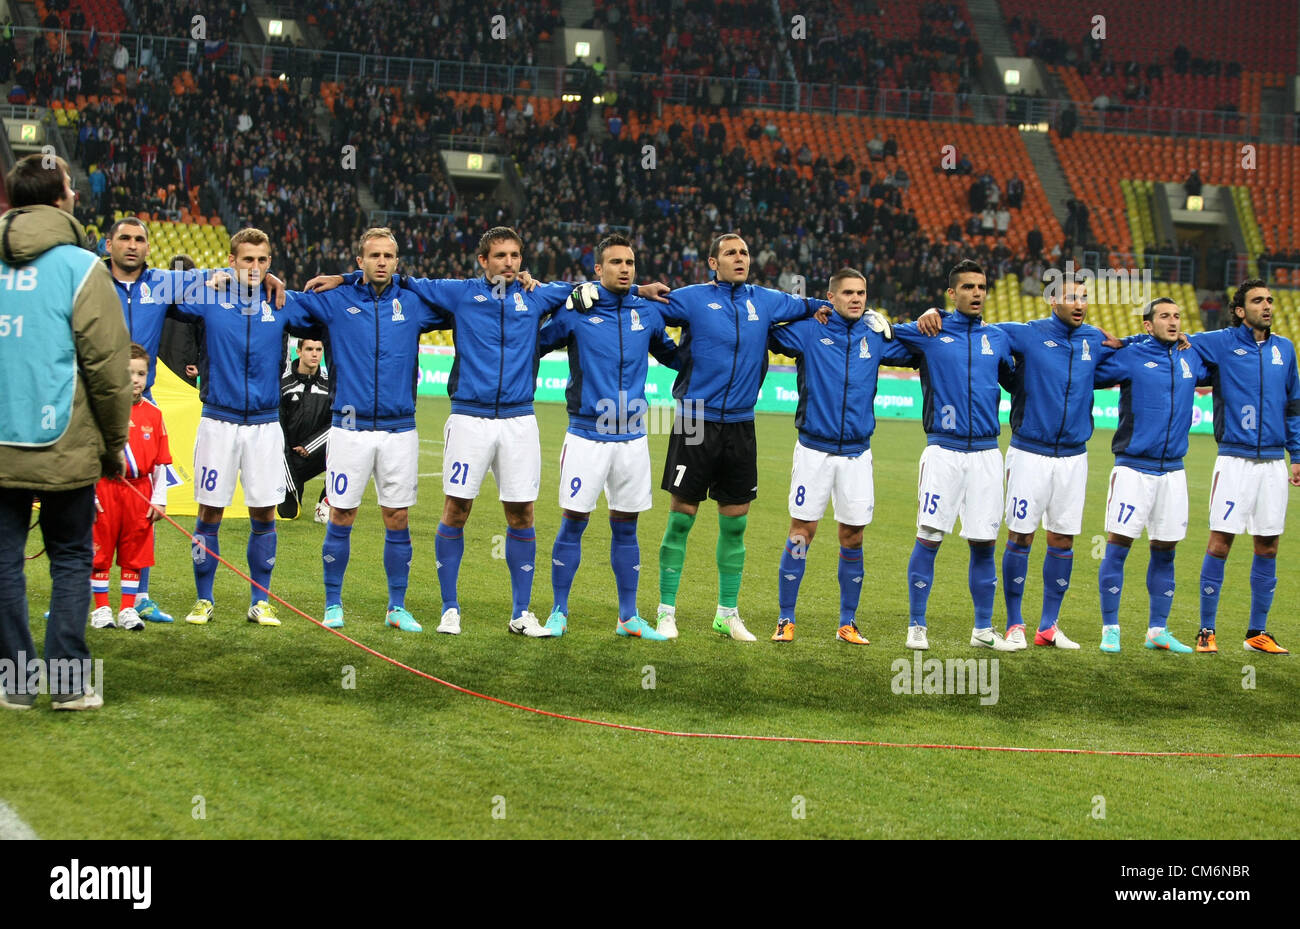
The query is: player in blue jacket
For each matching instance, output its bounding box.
[1189,280,1300,655]
[169,228,315,628]
[918,270,1118,650]
[648,233,831,643]
[892,260,1016,652]
[290,228,449,632]
[1092,298,1210,654]
[102,216,221,623]
[400,227,572,638]
[767,268,915,645]
[536,234,681,640]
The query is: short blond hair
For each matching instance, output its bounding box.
[229,227,271,256]
[357,227,398,257]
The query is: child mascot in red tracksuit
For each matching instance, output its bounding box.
[90,343,172,631]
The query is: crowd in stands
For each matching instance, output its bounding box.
[313,0,560,64]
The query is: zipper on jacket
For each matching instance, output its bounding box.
[720,284,739,418]
[1161,343,1174,470]
[1257,337,1264,458]
[839,319,850,454]
[1054,326,1074,454]
[373,289,381,428]
[497,288,506,417]
[966,315,973,450]
[244,312,251,417]
[617,295,626,428]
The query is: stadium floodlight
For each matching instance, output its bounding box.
[1004,69,1021,87]
[268,20,283,37]
[575,41,591,58]
[1186,195,1205,211]
[592,95,603,104]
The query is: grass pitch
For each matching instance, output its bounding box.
[3,398,1298,838]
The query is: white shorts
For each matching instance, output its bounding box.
[558,433,652,513]
[916,445,1003,541]
[1104,466,1188,542]
[788,442,875,526]
[325,426,419,510]
[442,413,541,502]
[1004,447,1088,536]
[1208,455,1289,536]
[193,418,286,508]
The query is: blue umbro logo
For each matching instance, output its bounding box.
[707,302,722,309]
[1043,340,1058,348]
[1144,361,1159,368]
[1233,348,1248,355]
[940,336,955,343]
[819,337,834,346]
[345,306,361,315]
[474,294,488,302]
[587,316,604,324]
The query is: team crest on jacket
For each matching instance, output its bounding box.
[630,309,644,331]
[980,334,993,355]
[859,337,870,359]
[746,299,758,321]
[513,291,527,312]
[260,301,274,321]
[1272,345,1283,365]
[139,282,152,302]
[1180,358,1193,379]
[391,299,405,321]
[1081,340,1092,361]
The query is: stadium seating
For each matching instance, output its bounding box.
[978,276,1204,339]
[1001,0,1298,71]
[1053,134,1300,256]
[111,213,231,269]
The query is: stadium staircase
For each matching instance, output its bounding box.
[965,0,1014,58]
[1020,131,1071,229]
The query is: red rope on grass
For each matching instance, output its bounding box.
[131,483,1300,760]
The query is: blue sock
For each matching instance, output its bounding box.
[1248,553,1277,634]
[322,521,352,608]
[192,519,220,602]
[777,535,808,621]
[550,513,588,616]
[247,518,277,605]
[838,545,863,626]
[1001,541,1030,630]
[1146,547,1176,629]
[384,527,412,610]
[137,565,151,597]
[968,542,997,630]
[1199,551,1226,631]
[907,539,940,627]
[1099,542,1130,626]
[609,516,640,622]
[435,522,464,612]
[1040,545,1073,632]
[506,526,536,618]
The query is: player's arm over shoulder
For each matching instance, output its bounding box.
[767,317,807,356]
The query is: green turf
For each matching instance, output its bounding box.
[3,398,1298,838]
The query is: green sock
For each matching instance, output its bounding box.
[716,513,748,609]
[658,510,696,607]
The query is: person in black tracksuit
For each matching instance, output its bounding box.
[278,338,331,519]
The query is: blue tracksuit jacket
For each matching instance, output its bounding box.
[1189,325,1300,461]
